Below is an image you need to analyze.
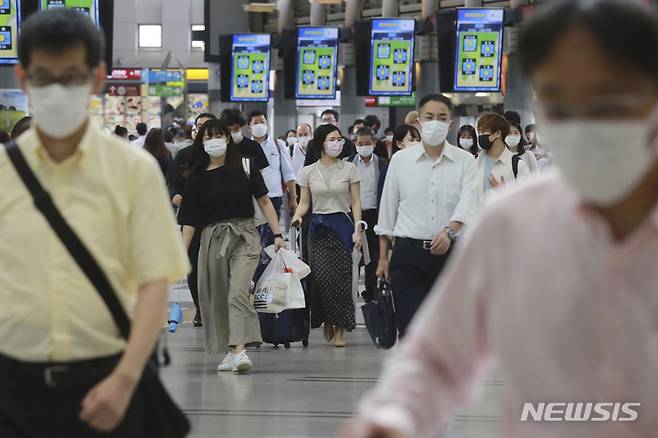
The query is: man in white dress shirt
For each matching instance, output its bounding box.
[291,122,313,183]
[131,122,147,148]
[249,110,298,278]
[349,126,387,302]
[375,94,478,337]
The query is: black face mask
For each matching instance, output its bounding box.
[478,134,494,151]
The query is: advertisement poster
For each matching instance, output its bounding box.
[454,9,504,92]
[230,34,270,102]
[0,89,26,132]
[0,0,20,63]
[369,19,415,96]
[296,27,339,99]
[40,0,99,24]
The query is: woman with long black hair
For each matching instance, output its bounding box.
[179,119,284,373]
[143,128,172,176]
[292,124,363,348]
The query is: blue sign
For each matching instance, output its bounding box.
[148,70,183,84]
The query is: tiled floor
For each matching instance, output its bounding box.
[162,317,505,438]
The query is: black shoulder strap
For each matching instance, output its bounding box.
[3,141,132,340]
[512,154,521,179]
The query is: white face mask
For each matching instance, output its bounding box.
[421,120,450,146]
[298,136,311,149]
[231,131,243,144]
[385,135,394,143]
[28,83,92,139]
[204,138,227,158]
[506,134,521,147]
[405,141,422,149]
[251,123,268,138]
[357,145,374,158]
[543,113,658,205]
[287,137,297,147]
[459,138,474,149]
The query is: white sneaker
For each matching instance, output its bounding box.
[232,350,253,373]
[217,352,235,372]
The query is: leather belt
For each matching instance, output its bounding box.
[395,237,433,251]
[0,353,120,388]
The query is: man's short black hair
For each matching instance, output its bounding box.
[417,93,454,114]
[114,125,128,138]
[321,109,339,122]
[248,110,267,124]
[220,108,247,127]
[503,110,522,126]
[136,123,148,136]
[364,115,381,130]
[194,113,216,126]
[18,8,105,69]
[353,118,366,127]
[519,0,658,82]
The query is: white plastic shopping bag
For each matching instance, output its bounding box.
[253,250,307,313]
[263,246,311,280]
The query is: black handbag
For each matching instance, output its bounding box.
[361,278,398,349]
[3,141,191,438]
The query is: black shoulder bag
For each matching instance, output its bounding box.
[3,141,190,438]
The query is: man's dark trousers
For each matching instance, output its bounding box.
[254,196,283,282]
[361,208,379,302]
[389,242,455,338]
[0,354,145,438]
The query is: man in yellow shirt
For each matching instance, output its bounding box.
[0,9,189,437]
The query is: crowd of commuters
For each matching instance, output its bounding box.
[5,1,657,436]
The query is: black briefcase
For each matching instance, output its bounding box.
[361,279,398,349]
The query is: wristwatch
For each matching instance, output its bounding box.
[274,233,283,239]
[443,226,457,241]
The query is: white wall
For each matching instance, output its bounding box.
[112,0,207,69]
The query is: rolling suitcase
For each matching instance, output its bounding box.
[258,226,310,348]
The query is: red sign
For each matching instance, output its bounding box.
[107,84,140,97]
[109,69,142,81]
[364,96,377,107]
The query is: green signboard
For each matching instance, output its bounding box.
[148,84,183,98]
[377,93,416,107]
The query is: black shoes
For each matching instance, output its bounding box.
[193,310,202,327]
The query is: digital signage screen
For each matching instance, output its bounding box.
[0,0,20,64]
[369,18,415,96]
[454,8,504,92]
[40,0,100,24]
[296,27,339,100]
[230,34,271,102]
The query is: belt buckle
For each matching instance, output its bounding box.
[44,365,70,388]
[422,240,432,251]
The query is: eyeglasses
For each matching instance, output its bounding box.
[327,138,345,145]
[538,94,655,120]
[26,72,94,87]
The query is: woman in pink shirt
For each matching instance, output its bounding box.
[343,0,658,436]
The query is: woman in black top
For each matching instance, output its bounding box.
[179,119,284,374]
[143,128,172,176]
